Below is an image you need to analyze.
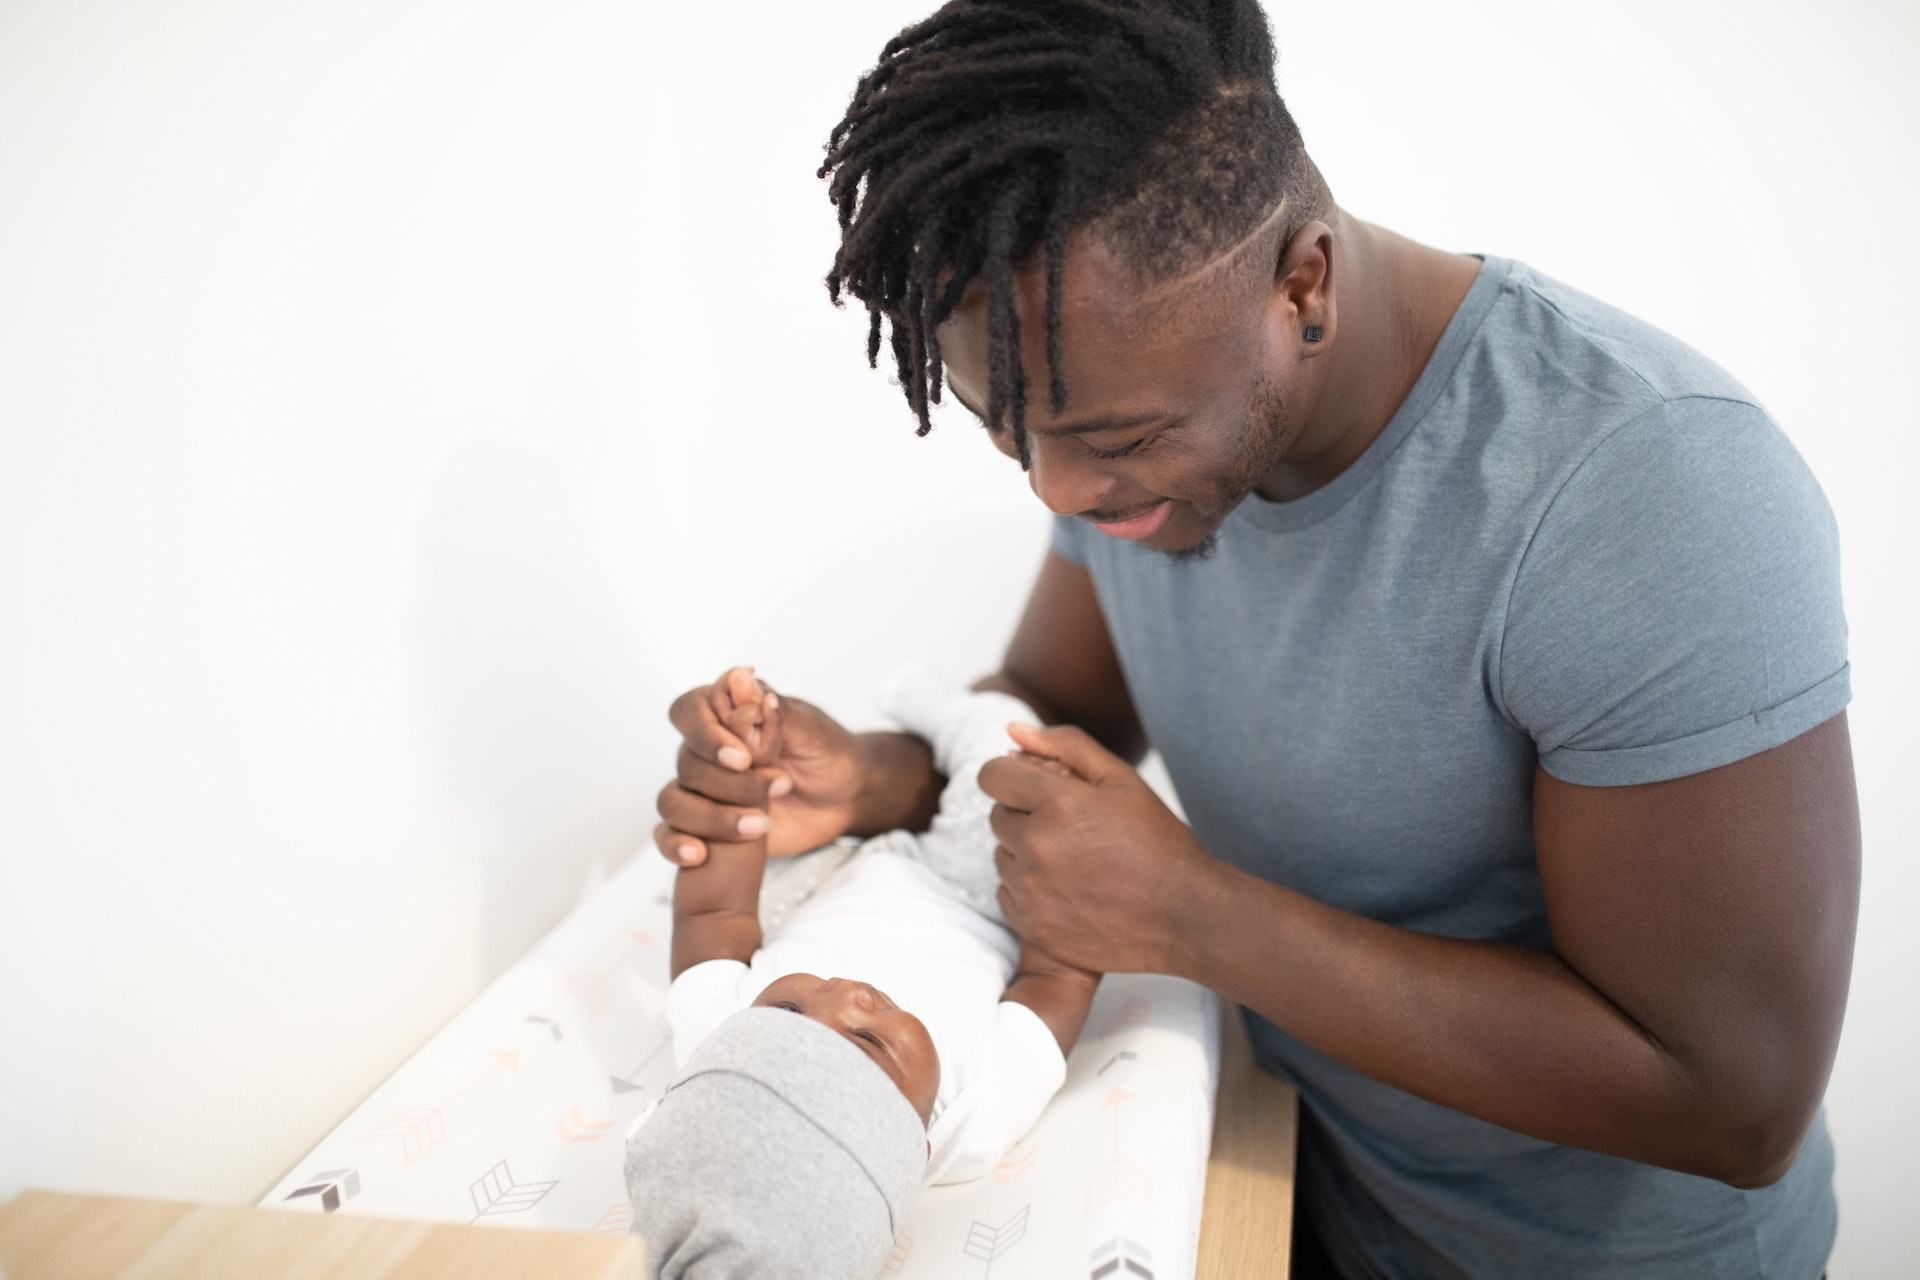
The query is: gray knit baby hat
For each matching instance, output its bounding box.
[625,1006,928,1279]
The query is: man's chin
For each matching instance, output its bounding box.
[1159,531,1219,563]
[1141,502,1227,562]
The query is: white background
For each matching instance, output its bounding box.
[0,0,1913,1273]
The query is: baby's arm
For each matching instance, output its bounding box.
[670,669,777,978]
[997,750,1101,1053]
[1004,939,1100,1054]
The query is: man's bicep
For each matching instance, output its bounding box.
[979,549,1145,762]
[1533,713,1859,1160]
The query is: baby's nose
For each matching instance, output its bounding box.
[831,978,879,1011]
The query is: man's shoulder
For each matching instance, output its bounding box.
[1479,259,1758,417]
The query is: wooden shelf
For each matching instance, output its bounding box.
[0,1191,645,1280]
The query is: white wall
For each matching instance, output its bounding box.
[0,1,1912,1274]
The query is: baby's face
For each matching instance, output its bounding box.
[752,973,941,1123]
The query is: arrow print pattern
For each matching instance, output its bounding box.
[283,1168,360,1214]
[468,1158,560,1222]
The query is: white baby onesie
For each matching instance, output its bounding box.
[665,667,1066,1185]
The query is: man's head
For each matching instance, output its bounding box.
[822,0,1336,554]
[752,972,941,1122]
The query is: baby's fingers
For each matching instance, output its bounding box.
[1012,748,1075,778]
[671,684,753,772]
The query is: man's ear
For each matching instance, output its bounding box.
[1269,219,1336,356]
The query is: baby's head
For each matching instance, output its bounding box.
[626,1001,932,1279]
[751,972,941,1122]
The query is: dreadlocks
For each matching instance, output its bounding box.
[821,0,1328,466]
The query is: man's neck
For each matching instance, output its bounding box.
[1259,215,1480,502]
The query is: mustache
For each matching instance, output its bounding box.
[1085,499,1167,524]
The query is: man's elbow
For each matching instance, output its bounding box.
[1691,1098,1821,1189]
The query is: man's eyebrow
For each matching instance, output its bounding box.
[946,385,1169,436]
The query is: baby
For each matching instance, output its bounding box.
[625,665,1099,1279]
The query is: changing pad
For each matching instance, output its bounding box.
[262,846,1221,1278]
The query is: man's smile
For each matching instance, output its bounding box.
[1089,500,1173,540]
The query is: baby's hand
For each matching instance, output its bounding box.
[710,666,782,770]
[1007,746,1077,779]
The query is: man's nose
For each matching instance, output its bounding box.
[1027,440,1110,517]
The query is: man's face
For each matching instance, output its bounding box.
[937,236,1293,556]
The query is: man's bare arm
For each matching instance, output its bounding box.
[986,714,1860,1188]
[976,550,1147,763]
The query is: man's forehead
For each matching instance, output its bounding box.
[939,226,1274,434]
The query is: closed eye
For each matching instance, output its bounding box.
[1085,435,1151,461]
[772,1001,802,1013]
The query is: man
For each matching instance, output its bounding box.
[652,2,1857,1276]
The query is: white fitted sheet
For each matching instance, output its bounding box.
[261,846,1220,1279]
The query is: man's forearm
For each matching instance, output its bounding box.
[1174,861,1812,1188]
[846,730,943,837]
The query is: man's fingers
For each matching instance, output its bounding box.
[652,822,707,868]
[978,754,1059,812]
[996,883,1022,930]
[670,685,754,772]
[1005,721,1122,783]
[988,802,1031,850]
[656,780,773,841]
[675,746,786,808]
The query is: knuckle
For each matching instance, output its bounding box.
[669,687,706,722]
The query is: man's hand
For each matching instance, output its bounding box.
[981,722,1219,975]
[654,666,867,865]
[653,666,945,867]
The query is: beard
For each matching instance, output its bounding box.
[1159,375,1289,564]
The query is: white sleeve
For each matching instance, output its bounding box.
[875,661,1040,786]
[924,1000,1068,1185]
[875,664,1041,916]
[664,958,755,1070]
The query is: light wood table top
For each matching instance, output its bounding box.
[1197,1003,1299,1279]
[0,1191,645,1280]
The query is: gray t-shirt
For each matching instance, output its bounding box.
[1052,256,1848,1280]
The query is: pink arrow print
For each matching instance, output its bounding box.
[882,1234,915,1274]
[590,1201,633,1235]
[1085,1089,1154,1215]
[992,1145,1037,1183]
[1096,993,1152,1039]
[554,1105,615,1143]
[360,1048,520,1164]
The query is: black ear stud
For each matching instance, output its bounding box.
[1303,325,1324,343]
